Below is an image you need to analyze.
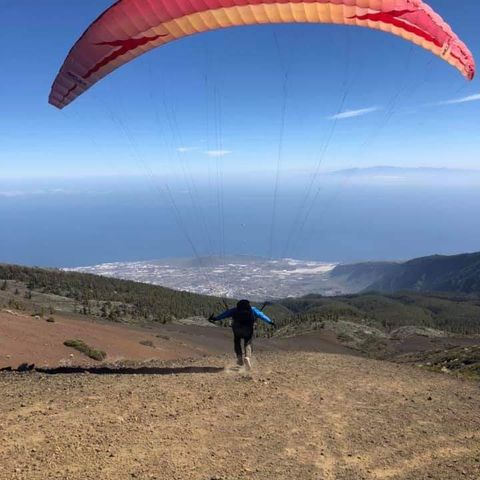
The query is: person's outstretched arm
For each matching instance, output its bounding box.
[212,308,235,321]
[252,307,275,326]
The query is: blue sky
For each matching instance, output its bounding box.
[1,0,480,179]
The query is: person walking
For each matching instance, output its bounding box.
[209,299,275,369]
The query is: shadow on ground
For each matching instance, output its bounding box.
[0,364,224,376]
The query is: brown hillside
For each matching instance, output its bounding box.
[0,308,354,369]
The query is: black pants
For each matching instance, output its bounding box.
[233,327,253,358]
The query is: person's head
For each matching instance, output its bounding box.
[236,299,251,311]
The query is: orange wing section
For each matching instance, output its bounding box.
[49,0,475,109]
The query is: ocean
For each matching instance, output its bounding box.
[1,174,480,267]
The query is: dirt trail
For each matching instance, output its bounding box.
[0,352,479,480]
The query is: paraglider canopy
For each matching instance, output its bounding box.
[49,0,475,109]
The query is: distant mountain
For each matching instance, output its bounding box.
[367,252,480,294]
[328,261,400,293]
[330,251,480,295]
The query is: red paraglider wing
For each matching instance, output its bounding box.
[49,0,475,109]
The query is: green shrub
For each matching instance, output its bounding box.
[64,339,106,361]
[7,298,24,310]
[156,334,170,341]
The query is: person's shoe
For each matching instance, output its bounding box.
[244,356,252,371]
[236,356,244,366]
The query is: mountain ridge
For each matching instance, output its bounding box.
[357,251,480,294]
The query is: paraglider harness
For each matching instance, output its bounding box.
[231,300,256,336]
[209,299,273,336]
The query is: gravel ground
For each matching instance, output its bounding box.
[0,352,479,480]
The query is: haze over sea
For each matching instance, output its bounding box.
[2,168,480,268]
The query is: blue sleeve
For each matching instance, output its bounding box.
[252,307,273,325]
[214,308,235,321]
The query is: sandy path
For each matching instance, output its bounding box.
[0,352,478,480]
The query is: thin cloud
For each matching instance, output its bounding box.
[435,93,480,106]
[204,150,232,157]
[328,106,382,120]
[0,188,72,197]
[176,147,196,153]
